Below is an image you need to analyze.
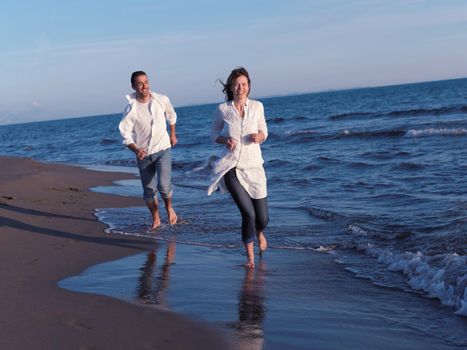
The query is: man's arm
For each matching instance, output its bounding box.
[169,124,177,146]
[127,143,147,160]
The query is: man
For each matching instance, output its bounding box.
[119,71,178,229]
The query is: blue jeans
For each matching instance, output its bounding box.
[136,148,173,202]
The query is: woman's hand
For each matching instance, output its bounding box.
[250,131,265,143]
[215,136,237,151]
[226,137,237,151]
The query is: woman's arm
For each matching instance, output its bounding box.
[212,105,238,151]
[250,102,268,143]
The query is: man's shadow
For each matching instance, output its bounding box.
[0,215,154,250]
[0,202,94,221]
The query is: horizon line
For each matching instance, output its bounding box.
[2,75,466,127]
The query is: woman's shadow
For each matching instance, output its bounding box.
[136,242,176,307]
[233,260,267,350]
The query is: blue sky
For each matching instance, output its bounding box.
[1,0,467,124]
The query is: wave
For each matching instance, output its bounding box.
[329,111,375,120]
[300,163,322,171]
[348,223,409,240]
[387,105,467,117]
[103,159,137,166]
[172,155,219,173]
[280,127,405,141]
[405,128,467,137]
[281,125,467,143]
[309,207,346,221]
[192,155,219,173]
[269,117,286,123]
[391,162,425,171]
[265,158,297,167]
[339,129,406,139]
[100,138,119,145]
[358,243,467,316]
[345,223,467,316]
[328,104,467,121]
[269,115,307,123]
[284,129,317,136]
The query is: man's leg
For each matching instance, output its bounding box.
[146,198,161,230]
[137,156,161,229]
[156,149,177,225]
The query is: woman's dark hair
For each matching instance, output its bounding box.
[219,67,251,101]
[131,71,147,86]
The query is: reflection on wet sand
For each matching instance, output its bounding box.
[137,242,176,307]
[233,260,266,350]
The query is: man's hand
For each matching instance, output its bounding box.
[135,148,147,160]
[128,143,147,160]
[170,134,178,147]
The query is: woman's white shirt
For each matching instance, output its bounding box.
[208,99,268,199]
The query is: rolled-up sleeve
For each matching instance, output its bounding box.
[164,96,177,125]
[211,105,225,142]
[119,105,136,146]
[257,102,268,141]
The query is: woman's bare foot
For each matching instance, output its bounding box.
[256,231,268,256]
[167,207,178,225]
[245,260,255,269]
[244,241,255,268]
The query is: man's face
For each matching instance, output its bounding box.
[132,74,150,99]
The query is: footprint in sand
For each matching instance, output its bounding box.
[69,318,94,331]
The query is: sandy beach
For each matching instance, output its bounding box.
[1,156,466,350]
[0,156,227,350]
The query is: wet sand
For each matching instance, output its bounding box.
[0,156,227,349]
[61,242,467,350]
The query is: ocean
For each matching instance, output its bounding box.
[1,78,466,348]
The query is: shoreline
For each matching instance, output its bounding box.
[0,156,228,349]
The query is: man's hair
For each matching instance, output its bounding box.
[131,71,147,86]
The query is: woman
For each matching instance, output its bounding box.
[208,67,269,268]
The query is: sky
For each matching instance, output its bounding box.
[1,0,467,124]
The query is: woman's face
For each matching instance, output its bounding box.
[231,75,250,100]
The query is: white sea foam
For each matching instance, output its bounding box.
[405,128,467,137]
[353,241,467,316]
[284,129,316,136]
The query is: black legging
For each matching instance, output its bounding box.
[223,168,269,243]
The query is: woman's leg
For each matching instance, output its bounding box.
[252,197,269,254]
[223,168,257,267]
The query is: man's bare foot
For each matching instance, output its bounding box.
[167,208,178,225]
[151,215,161,230]
[256,231,268,256]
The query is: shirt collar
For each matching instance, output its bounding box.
[126,91,156,103]
[229,98,250,108]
